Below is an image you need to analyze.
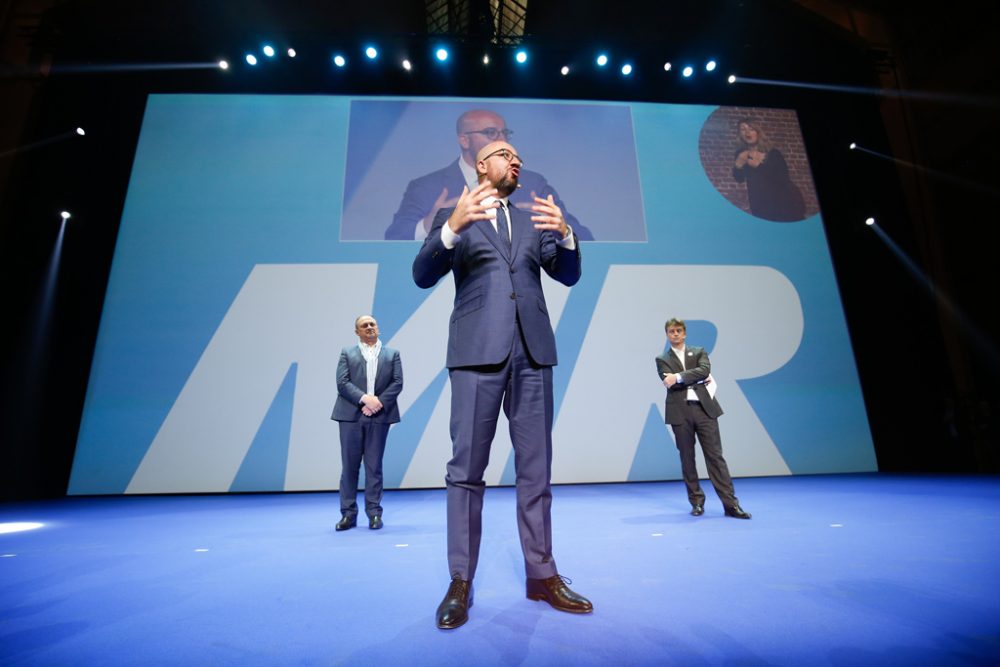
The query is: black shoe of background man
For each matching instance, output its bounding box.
[691,504,705,516]
[724,505,752,520]
[335,515,356,531]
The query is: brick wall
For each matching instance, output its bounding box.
[698,106,820,219]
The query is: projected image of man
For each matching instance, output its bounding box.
[385,109,593,241]
[413,139,592,629]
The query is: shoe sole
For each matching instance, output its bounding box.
[526,592,593,614]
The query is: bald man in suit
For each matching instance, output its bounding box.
[386,109,593,241]
[331,315,403,531]
[413,140,592,629]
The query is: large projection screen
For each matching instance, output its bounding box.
[68,94,875,495]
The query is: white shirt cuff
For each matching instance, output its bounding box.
[557,225,576,250]
[440,221,460,249]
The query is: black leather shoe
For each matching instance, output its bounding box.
[369,515,383,530]
[335,516,356,531]
[724,505,752,520]
[526,575,593,614]
[436,577,473,629]
[691,504,705,516]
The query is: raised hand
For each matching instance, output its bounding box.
[423,187,460,233]
[530,194,569,239]
[446,182,500,235]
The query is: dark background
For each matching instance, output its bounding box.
[2,0,997,500]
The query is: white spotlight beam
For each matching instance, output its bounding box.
[0,130,81,158]
[47,62,224,73]
[734,76,1000,108]
[853,143,1000,197]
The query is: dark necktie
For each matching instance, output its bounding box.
[496,201,511,252]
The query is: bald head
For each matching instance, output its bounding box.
[475,141,521,196]
[475,140,514,163]
[457,109,505,135]
[457,110,509,165]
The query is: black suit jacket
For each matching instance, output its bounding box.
[655,346,723,425]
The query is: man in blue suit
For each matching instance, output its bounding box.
[385,109,594,241]
[331,315,403,531]
[413,140,592,629]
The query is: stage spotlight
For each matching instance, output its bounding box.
[706,60,717,72]
[76,127,85,136]
[60,211,71,220]
[515,50,528,64]
[365,46,378,60]
[561,65,570,75]
[727,74,736,84]
[218,60,229,70]
[436,48,449,62]
[245,54,258,66]
[621,63,633,76]
[663,62,672,71]
[333,54,346,67]
[402,59,412,71]
[287,48,297,58]
[682,65,693,77]
[483,54,489,65]
[263,45,275,58]
[850,142,857,150]
[865,217,875,226]
[596,54,608,67]
[0,522,44,535]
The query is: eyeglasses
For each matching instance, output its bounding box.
[464,127,514,141]
[357,322,377,329]
[480,148,523,167]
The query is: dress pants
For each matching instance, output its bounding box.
[671,400,738,509]
[339,418,389,519]
[446,325,558,582]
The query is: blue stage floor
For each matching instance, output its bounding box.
[2,474,1000,666]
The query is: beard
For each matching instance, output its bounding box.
[495,174,518,197]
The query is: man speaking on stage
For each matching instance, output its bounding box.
[412,139,592,629]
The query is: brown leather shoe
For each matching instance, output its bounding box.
[436,577,473,629]
[526,575,593,614]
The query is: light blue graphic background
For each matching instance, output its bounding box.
[68,94,875,495]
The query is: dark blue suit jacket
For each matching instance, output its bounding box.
[386,159,594,241]
[331,345,403,424]
[412,203,582,368]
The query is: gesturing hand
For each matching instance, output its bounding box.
[422,187,460,233]
[531,194,569,239]
[446,182,500,235]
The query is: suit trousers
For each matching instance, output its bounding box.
[671,400,738,509]
[446,324,558,582]
[338,419,389,519]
